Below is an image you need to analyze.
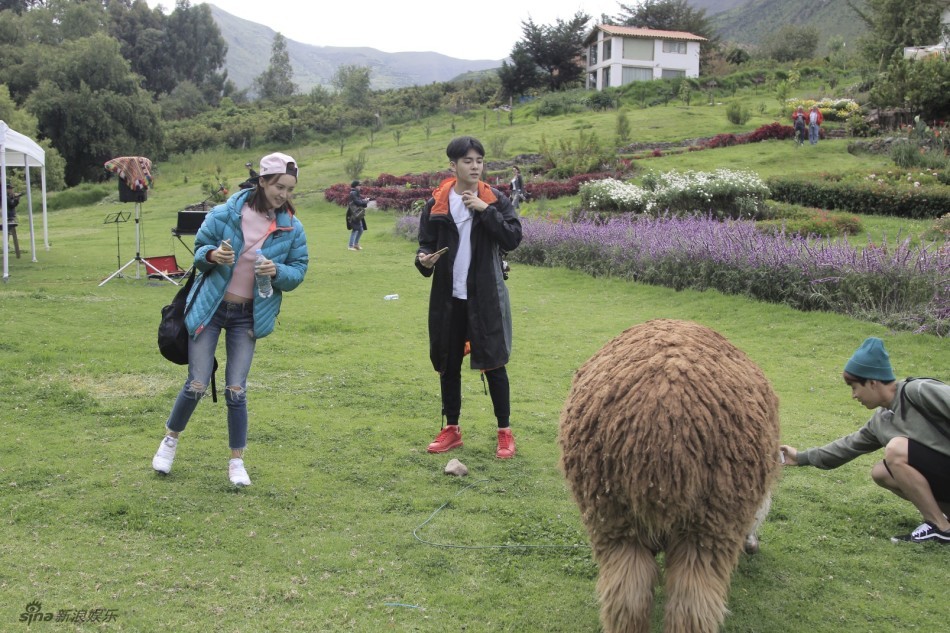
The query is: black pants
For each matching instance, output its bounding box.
[440,298,510,428]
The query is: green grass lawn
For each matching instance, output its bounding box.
[1,188,947,631]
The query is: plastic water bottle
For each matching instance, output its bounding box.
[255,249,273,299]
[383,294,399,301]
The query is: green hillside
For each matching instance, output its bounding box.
[710,0,869,51]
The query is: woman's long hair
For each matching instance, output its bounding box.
[248,174,296,214]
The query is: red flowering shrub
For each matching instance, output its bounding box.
[326,169,625,210]
[745,122,795,142]
[704,133,739,149]
[699,123,797,151]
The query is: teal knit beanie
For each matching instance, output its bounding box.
[844,337,895,381]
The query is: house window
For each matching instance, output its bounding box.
[589,43,598,65]
[602,67,611,88]
[588,72,597,89]
[622,66,654,84]
[623,38,654,61]
[662,40,687,54]
[603,39,612,61]
[661,69,686,79]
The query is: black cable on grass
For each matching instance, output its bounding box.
[412,478,590,550]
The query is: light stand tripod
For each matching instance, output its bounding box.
[103,211,130,270]
[99,201,180,286]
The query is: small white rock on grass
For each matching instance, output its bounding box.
[444,458,468,477]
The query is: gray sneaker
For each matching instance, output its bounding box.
[228,458,251,487]
[152,436,178,474]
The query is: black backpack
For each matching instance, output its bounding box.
[157,268,218,401]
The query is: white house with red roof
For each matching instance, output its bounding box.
[584,24,706,90]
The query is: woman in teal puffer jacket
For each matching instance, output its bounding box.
[152,152,309,487]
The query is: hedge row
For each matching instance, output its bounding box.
[766,177,950,219]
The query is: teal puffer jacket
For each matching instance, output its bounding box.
[185,188,309,339]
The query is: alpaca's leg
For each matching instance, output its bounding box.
[595,540,659,633]
[744,493,772,555]
[662,538,739,633]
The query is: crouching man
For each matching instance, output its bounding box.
[781,337,950,544]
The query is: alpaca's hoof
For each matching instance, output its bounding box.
[744,533,760,555]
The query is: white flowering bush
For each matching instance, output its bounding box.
[580,169,770,219]
[579,178,652,212]
[642,169,770,219]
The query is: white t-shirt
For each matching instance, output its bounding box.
[448,188,472,300]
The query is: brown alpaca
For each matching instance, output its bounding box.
[559,319,780,633]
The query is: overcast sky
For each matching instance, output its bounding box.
[146,0,622,60]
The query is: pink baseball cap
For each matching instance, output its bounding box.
[259,152,298,178]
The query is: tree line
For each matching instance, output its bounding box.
[0,0,946,190]
[1,0,228,185]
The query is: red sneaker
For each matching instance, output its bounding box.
[427,426,462,453]
[496,428,516,459]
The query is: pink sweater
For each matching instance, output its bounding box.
[226,205,272,299]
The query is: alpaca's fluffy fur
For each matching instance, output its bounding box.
[559,319,780,633]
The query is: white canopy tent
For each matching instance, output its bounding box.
[1,120,49,281]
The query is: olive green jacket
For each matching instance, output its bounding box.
[798,379,950,468]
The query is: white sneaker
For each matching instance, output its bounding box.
[152,436,178,474]
[228,458,251,487]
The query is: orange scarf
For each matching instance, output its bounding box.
[430,178,498,216]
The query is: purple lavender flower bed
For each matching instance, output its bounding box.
[396,213,949,335]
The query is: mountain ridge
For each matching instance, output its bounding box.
[208,4,504,94]
[210,1,871,96]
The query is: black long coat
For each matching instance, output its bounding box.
[415,179,521,372]
[346,187,368,231]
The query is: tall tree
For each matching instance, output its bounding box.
[164,1,228,96]
[0,0,44,14]
[107,0,172,93]
[850,0,949,68]
[615,0,720,70]
[497,42,540,99]
[25,32,162,185]
[107,0,229,102]
[0,84,66,190]
[255,32,297,101]
[331,64,371,110]
[519,11,591,91]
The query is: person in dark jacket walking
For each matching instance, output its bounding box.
[510,166,525,209]
[792,106,806,146]
[346,180,369,251]
[4,181,21,226]
[415,136,522,458]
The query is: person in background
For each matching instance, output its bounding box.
[780,337,950,545]
[4,181,19,222]
[808,105,824,145]
[152,152,309,487]
[510,166,525,209]
[792,106,807,147]
[346,180,369,251]
[415,136,522,459]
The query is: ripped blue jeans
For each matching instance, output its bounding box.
[165,301,257,449]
